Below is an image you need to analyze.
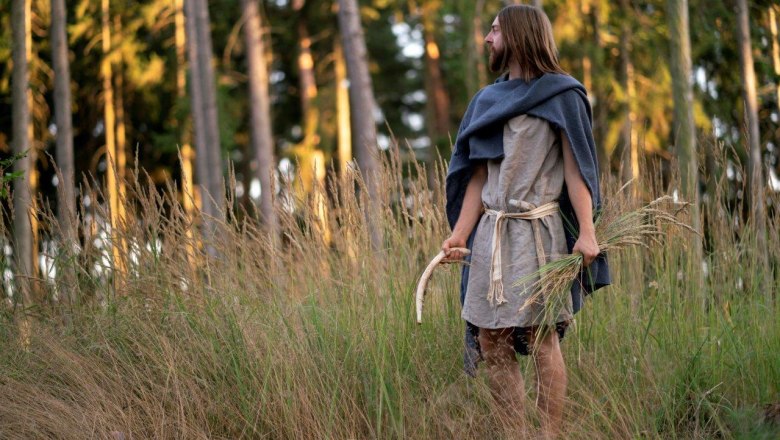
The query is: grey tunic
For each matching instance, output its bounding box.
[461,114,572,329]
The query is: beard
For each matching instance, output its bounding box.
[488,45,507,73]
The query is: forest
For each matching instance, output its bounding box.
[0,0,779,438]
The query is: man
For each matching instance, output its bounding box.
[441,5,610,436]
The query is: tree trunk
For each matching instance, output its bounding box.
[337,0,379,176]
[175,0,198,272]
[421,0,450,195]
[26,0,39,289]
[666,0,700,228]
[101,0,124,286]
[51,0,77,305]
[184,0,211,220]
[581,0,594,120]
[421,2,450,140]
[468,0,487,94]
[586,0,610,176]
[293,11,321,195]
[334,39,352,178]
[770,5,780,115]
[175,0,196,216]
[667,0,702,290]
[114,15,128,229]
[241,0,278,234]
[291,4,330,244]
[337,0,382,249]
[735,0,769,286]
[12,0,34,308]
[194,0,225,220]
[113,15,128,284]
[619,0,638,194]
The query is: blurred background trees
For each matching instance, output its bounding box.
[1,0,779,303]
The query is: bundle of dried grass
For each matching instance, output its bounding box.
[515,194,696,324]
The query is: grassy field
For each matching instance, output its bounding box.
[1,149,778,439]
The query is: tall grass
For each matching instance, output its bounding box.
[0,142,778,439]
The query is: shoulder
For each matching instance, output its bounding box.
[505,114,556,139]
[539,74,589,101]
[542,73,586,90]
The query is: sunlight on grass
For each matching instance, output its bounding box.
[0,143,778,439]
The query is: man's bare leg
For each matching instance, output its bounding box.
[530,328,567,438]
[478,327,526,426]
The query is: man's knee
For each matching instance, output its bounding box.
[529,327,562,359]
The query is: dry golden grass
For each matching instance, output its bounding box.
[516,190,698,327]
[0,141,778,439]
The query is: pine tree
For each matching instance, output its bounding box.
[667,0,700,239]
[11,0,34,307]
[241,0,278,233]
[51,0,77,304]
[735,0,768,287]
[194,0,224,221]
[337,0,382,248]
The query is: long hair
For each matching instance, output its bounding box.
[497,5,566,81]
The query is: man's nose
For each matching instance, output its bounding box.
[484,33,491,44]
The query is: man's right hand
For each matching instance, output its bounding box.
[441,234,468,263]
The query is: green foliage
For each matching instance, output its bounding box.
[0,150,27,198]
[1,0,778,206]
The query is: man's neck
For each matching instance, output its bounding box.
[505,63,549,81]
[507,62,523,80]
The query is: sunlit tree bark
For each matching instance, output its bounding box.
[175,0,196,218]
[468,0,488,94]
[337,0,382,248]
[175,0,198,270]
[101,0,125,286]
[291,1,329,244]
[618,0,638,194]
[114,15,128,230]
[241,0,278,234]
[770,5,780,115]
[583,0,610,175]
[184,0,212,221]
[420,0,451,195]
[292,0,321,195]
[334,39,352,178]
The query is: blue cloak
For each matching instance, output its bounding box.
[445,73,611,376]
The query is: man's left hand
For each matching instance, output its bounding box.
[573,230,599,267]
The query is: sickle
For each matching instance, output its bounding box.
[415,247,470,324]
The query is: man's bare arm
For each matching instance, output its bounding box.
[561,133,600,266]
[441,163,487,260]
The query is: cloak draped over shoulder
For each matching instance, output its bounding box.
[445,73,610,375]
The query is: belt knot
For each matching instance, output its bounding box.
[483,200,559,306]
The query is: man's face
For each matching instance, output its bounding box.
[484,17,505,72]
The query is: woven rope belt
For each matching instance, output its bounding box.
[484,200,560,306]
